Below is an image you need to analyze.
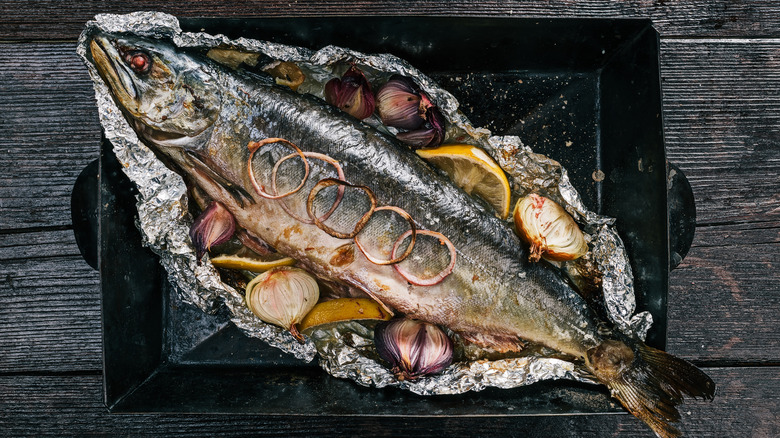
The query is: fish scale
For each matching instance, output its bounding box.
[86,31,715,438]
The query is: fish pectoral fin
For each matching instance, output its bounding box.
[184,150,254,207]
[362,290,395,317]
[343,279,395,317]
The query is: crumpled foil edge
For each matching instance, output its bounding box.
[78,11,651,396]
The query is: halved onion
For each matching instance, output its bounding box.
[245,266,319,342]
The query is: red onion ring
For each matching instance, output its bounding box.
[272,152,346,224]
[247,138,310,199]
[306,178,376,239]
[354,206,417,265]
[391,230,456,286]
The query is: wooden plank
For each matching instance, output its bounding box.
[0,229,102,372]
[0,43,101,230]
[0,1,779,40]
[667,220,780,363]
[0,367,776,437]
[661,39,780,225]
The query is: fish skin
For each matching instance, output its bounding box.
[86,32,715,438]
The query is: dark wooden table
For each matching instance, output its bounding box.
[1,2,778,437]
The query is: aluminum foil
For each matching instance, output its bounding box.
[78,11,651,396]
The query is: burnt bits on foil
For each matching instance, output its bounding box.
[78,12,652,396]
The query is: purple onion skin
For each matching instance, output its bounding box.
[396,105,446,149]
[376,75,426,130]
[376,75,446,149]
[374,318,454,380]
[189,201,236,259]
[324,66,375,120]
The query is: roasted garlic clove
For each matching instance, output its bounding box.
[513,194,588,262]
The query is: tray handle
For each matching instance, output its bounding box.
[71,158,99,270]
[667,162,696,269]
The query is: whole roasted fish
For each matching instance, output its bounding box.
[86,31,714,438]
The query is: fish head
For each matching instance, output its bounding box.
[88,32,221,148]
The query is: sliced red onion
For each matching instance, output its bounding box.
[391,229,456,286]
[272,152,346,224]
[306,178,377,239]
[247,138,310,199]
[354,206,417,265]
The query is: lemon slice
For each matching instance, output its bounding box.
[299,298,392,332]
[209,254,296,272]
[417,144,512,219]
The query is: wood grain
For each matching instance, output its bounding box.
[666,221,780,363]
[0,1,779,40]
[1,367,777,437]
[661,40,780,225]
[0,230,102,373]
[0,43,101,231]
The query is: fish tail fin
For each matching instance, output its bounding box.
[586,339,716,438]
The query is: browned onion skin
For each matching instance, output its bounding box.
[376,75,446,148]
[513,194,588,262]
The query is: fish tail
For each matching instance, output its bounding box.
[586,339,716,438]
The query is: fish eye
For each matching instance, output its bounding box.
[128,51,152,75]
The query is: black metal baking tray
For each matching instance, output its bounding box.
[72,16,695,416]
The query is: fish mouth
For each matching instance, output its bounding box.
[132,119,189,146]
[89,35,139,105]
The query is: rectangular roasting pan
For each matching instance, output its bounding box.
[71,17,697,416]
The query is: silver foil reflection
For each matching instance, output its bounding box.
[79,12,650,396]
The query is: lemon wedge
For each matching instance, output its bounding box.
[299,297,392,332]
[416,144,512,219]
[209,254,296,272]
